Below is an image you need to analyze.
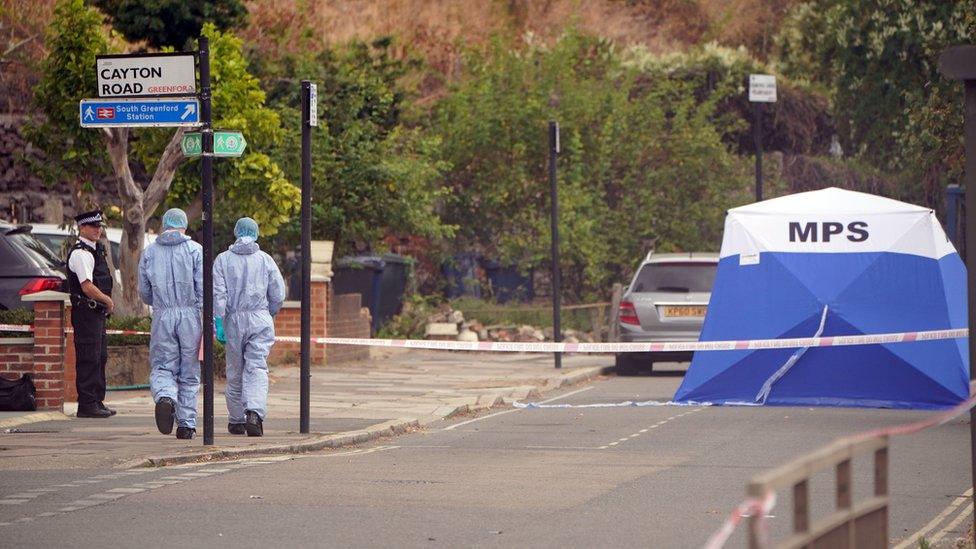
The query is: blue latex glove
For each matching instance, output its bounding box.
[215,317,226,344]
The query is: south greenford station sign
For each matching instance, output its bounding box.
[96,53,196,98]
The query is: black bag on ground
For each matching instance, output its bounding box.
[0,374,37,411]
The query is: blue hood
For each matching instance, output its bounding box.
[157,230,193,246]
[229,238,259,255]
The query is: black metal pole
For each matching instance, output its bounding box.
[300,80,312,434]
[939,45,976,538]
[199,36,215,446]
[754,101,763,202]
[964,79,976,536]
[549,121,561,369]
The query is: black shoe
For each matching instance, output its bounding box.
[244,410,263,437]
[228,423,246,435]
[175,426,195,440]
[98,402,117,416]
[154,397,176,435]
[77,405,111,418]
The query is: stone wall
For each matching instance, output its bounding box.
[0,114,116,225]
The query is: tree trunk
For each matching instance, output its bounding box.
[102,127,186,317]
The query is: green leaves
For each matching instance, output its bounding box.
[776,0,976,206]
[429,30,749,299]
[259,37,454,255]
[146,22,300,236]
[28,0,110,185]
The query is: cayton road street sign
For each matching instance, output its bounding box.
[80,97,200,128]
[96,53,196,98]
[182,130,247,157]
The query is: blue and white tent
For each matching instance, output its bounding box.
[673,187,968,410]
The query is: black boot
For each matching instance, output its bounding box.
[245,410,263,437]
[228,423,246,435]
[98,402,117,416]
[77,404,111,418]
[154,397,176,435]
[175,426,195,440]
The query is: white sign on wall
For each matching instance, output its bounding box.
[96,53,196,98]
[748,74,777,103]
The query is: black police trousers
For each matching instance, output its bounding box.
[72,306,107,408]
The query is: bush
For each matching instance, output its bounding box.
[449,297,596,333]
[377,293,444,339]
[105,315,151,346]
[429,30,751,300]
[0,309,34,338]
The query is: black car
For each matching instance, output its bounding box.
[0,223,66,310]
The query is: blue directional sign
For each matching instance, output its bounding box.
[79,97,200,128]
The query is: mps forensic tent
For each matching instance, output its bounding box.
[673,187,968,410]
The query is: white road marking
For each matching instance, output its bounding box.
[443,386,595,431]
[928,502,975,546]
[894,488,973,549]
[599,407,706,449]
[524,446,605,450]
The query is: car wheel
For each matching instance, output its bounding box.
[615,353,645,375]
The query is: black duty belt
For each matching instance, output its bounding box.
[71,294,109,316]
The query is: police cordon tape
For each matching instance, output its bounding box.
[0,324,969,352]
[701,381,976,549]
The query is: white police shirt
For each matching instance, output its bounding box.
[67,237,97,284]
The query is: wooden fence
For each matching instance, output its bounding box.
[748,435,889,548]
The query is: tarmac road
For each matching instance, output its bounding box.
[0,363,971,548]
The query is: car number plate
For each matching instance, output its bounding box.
[662,305,707,317]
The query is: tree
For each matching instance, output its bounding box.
[429,32,749,299]
[775,0,976,207]
[32,2,299,314]
[256,37,454,257]
[88,0,246,50]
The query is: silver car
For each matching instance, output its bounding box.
[615,252,718,373]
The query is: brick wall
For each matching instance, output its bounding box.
[270,276,328,366]
[31,299,66,410]
[326,290,371,364]
[269,279,372,366]
[0,292,71,411]
[0,339,35,378]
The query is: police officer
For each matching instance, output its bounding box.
[66,210,115,419]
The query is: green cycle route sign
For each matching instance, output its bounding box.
[181,130,247,157]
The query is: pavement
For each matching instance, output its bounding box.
[0,347,612,470]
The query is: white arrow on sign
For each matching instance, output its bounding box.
[84,106,95,120]
[180,103,196,121]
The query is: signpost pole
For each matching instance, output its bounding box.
[199,36,215,446]
[549,120,562,370]
[300,80,313,434]
[938,44,976,537]
[754,101,763,202]
[748,74,775,203]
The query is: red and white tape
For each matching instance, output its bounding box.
[1,324,968,352]
[273,329,969,353]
